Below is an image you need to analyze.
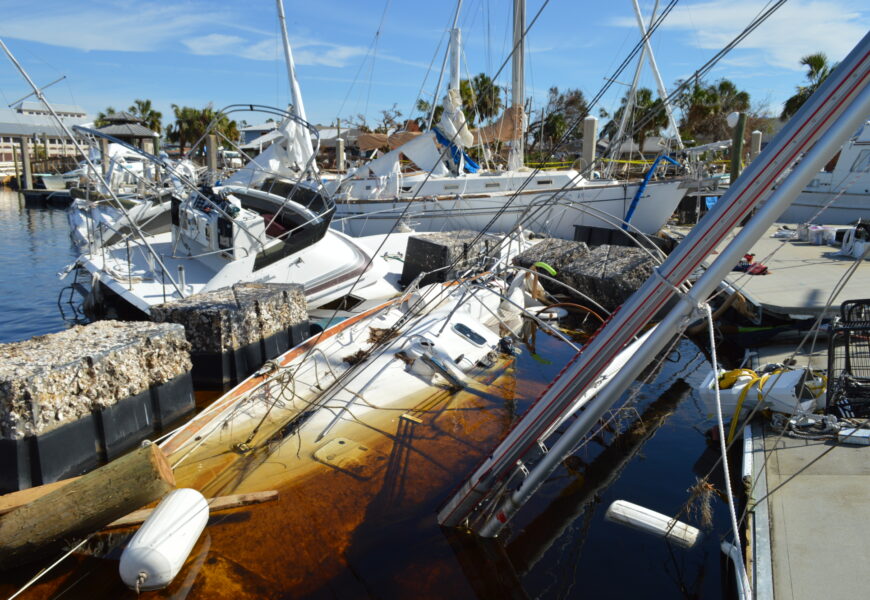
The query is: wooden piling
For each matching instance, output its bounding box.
[19,137,32,190]
[0,443,175,567]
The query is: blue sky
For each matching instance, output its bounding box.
[0,0,866,131]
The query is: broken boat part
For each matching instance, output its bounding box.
[604,500,700,549]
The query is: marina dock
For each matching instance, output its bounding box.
[672,223,869,322]
[743,339,870,600]
[745,421,870,600]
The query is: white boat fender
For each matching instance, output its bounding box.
[119,488,210,591]
[604,500,700,549]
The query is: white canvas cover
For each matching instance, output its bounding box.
[439,88,473,149]
[358,132,449,178]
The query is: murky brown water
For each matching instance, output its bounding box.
[0,194,733,598]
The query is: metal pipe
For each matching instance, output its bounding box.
[438,31,870,531]
[476,78,870,538]
[604,2,655,178]
[507,0,526,171]
[631,0,682,149]
[426,0,464,131]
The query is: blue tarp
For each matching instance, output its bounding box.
[433,128,480,173]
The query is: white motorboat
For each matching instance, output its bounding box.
[66,136,200,252]
[777,119,870,224]
[76,172,415,320]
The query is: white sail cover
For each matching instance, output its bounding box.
[357,132,449,178]
[226,116,314,187]
[439,88,473,149]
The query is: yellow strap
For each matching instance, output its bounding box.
[726,374,761,444]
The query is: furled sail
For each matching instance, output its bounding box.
[473,105,525,145]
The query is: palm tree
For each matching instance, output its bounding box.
[95,106,117,128]
[166,104,197,155]
[781,52,835,120]
[128,99,163,135]
[602,87,668,154]
[676,78,750,141]
[459,73,504,126]
[167,104,239,157]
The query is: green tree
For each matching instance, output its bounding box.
[675,78,751,141]
[415,98,443,130]
[602,87,669,153]
[781,52,835,120]
[166,104,238,156]
[127,98,163,135]
[95,106,116,128]
[529,87,589,152]
[456,74,503,127]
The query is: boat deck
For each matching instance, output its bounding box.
[744,343,870,600]
[671,223,869,320]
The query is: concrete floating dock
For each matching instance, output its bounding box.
[21,189,74,208]
[150,283,310,390]
[745,421,870,600]
[513,238,657,311]
[0,321,194,491]
[679,223,870,322]
[401,230,498,286]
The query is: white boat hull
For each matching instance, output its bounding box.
[332,179,685,238]
[775,190,869,224]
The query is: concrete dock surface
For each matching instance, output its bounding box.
[670,223,868,319]
[745,343,870,600]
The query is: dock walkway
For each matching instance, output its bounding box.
[744,343,870,600]
[746,423,870,600]
[670,223,868,321]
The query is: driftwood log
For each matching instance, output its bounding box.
[0,443,175,567]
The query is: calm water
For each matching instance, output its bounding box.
[0,189,81,343]
[0,188,734,598]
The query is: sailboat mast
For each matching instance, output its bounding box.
[276,0,308,123]
[426,0,464,131]
[631,0,683,150]
[508,0,526,171]
[605,2,656,178]
[449,28,461,91]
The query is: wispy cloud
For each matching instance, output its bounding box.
[611,0,866,71]
[0,1,217,52]
[0,0,428,72]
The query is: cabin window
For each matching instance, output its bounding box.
[485,182,500,189]
[444,184,459,190]
[537,179,553,185]
[452,322,487,346]
[850,150,870,173]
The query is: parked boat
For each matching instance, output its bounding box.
[66,136,200,252]
[238,0,687,240]
[777,119,870,224]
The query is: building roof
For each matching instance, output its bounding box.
[16,100,88,116]
[240,129,281,150]
[240,122,278,132]
[101,111,142,123]
[96,122,158,138]
[0,108,91,137]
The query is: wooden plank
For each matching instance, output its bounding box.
[102,490,279,530]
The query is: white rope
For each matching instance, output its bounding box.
[8,536,91,599]
[705,302,751,598]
